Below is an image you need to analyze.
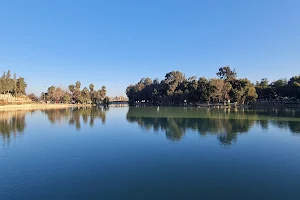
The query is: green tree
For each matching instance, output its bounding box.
[16,77,27,96]
[126,67,259,106]
[255,78,275,100]
[81,87,91,104]
[288,75,300,99]
[89,83,94,92]
[0,74,4,94]
[68,84,75,94]
[63,94,71,103]
[100,86,107,99]
[13,73,17,96]
[77,95,84,104]
[210,78,227,102]
[6,70,12,94]
[28,93,38,102]
[73,81,82,103]
[198,77,215,103]
[103,96,110,105]
[164,71,185,95]
[52,87,64,102]
[89,83,96,103]
[75,81,81,90]
[95,89,102,103]
[271,78,288,98]
[47,86,56,101]
[216,66,237,82]
[231,78,257,105]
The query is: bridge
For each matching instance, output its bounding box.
[109,96,129,103]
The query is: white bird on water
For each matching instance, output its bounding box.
[157,106,159,112]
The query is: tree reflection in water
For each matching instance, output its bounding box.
[0,107,299,146]
[0,107,108,145]
[42,107,108,130]
[126,107,300,145]
[0,110,28,146]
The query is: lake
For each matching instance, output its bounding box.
[1,107,300,199]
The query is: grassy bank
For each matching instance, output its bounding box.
[0,103,92,111]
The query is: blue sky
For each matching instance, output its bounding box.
[0,0,299,96]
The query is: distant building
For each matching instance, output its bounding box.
[109,96,129,102]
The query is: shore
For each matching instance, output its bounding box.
[0,103,92,111]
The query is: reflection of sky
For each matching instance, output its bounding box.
[106,107,129,121]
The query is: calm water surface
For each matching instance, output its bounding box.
[1,107,300,199]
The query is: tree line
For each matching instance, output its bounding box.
[126,66,300,106]
[0,70,27,97]
[43,81,109,104]
[255,76,300,100]
[0,70,110,104]
[126,66,257,106]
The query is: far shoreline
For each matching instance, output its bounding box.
[1,101,299,112]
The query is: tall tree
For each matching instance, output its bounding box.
[52,87,64,102]
[216,66,237,82]
[81,87,91,104]
[230,78,257,104]
[100,86,106,99]
[16,77,27,96]
[89,83,95,103]
[198,77,215,103]
[75,81,81,90]
[13,73,17,96]
[89,83,94,92]
[73,81,82,103]
[255,78,275,100]
[271,78,288,98]
[47,86,55,101]
[68,85,75,94]
[288,75,300,99]
[164,71,185,95]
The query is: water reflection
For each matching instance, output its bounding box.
[0,107,108,145]
[42,107,108,130]
[0,110,27,146]
[126,107,300,144]
[1,107,299,146]
[270,120,300,134]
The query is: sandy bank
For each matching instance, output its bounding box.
[0,103,92,111]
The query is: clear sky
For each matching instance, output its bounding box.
[0,0,299,96]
